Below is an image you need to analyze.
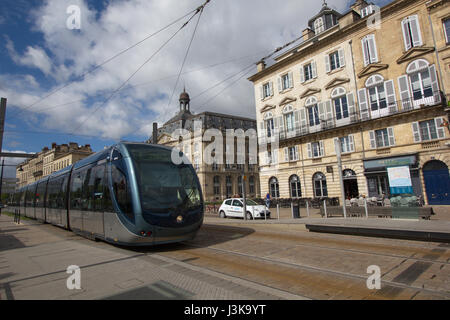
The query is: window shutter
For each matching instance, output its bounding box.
[312,61,317,78]
[294,110,300,135]
[402,18,412,51]
[347,92,356,122]
[398,75,412,110]
[362,37,370,67]
[384,80,397,113]
[368,35,378,63]
[338,48,345,67]
[349,135,355,152]
[273,149,278,165]
[435,118,445,139]
[278,116,284,138]
[429,65,441,103]
[325,100,333,122]
[358,89,370,121]
[295,146,299,160]
[409,15,422,47]
[299,108,307,134]
[299,65,305,83]
[387,127,396,146]
[307,143,312,158]
[319,141,325,157]
[318,102,325,123]
[259,121,265,137]
[412,122,421,142]
[259,86,264,100]
[325,54,331,73]
[288,72,294,88]
[369,131,376,149]
[277,77,282,92]
[284,147,289,162]
[269,81,274,96]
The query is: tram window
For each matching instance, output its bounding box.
[70,170,86,210]
[60,175,69,210]
[85,165,106,212]
[46,179,58,209]
[36,181,47,208]
[111,159,133,222]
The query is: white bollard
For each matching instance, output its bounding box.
[324,200,327,218]
[277,203,280,220]
[364,198,369,219]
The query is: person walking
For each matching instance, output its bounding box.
[265,193,271,209]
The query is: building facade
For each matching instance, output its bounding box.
[17,142,93,188]
[249,0,450,205]
[151,90,260,202]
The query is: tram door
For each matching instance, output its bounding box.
[423,160,450,205]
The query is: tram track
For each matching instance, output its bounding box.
[148,223,450,300]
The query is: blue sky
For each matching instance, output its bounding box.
[0,0,393,176]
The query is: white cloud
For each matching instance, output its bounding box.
[2,0,352,141]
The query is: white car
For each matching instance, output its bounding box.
[218,198,270,219]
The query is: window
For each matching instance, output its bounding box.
[225,199,232,206]
[339,135,355,153]
[410,68,433,101]
[307,105,320,127]
[308,141,324,158]
[249,176,255,194]
[302,62,317,82]
[278,72,293,91]
[111,150,133,222]
[361,5,375,18]
[289,175,302,198]
[226,176,233,196]
[285,112,295,133]
[361,34,378,66]
[238,176,243,195]
[213,176,220,195]
[314,17,325,34]
[269,177,280,198]
[232,199,243,207]
[261,82,273,100]
[334,95,349,120]
[266,118,274,137]
[285,146,299,162]
[313,172,328,198]
[412,118,446,142]
[329,51,340,71]
[402,15,422,51]
[368,84,387,112]
[369,128,395,149]
[444,18,450,44]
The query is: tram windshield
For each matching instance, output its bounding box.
[126,144,202,213]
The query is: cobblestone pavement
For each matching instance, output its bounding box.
[0,214,449,300]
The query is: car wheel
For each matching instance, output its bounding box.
[246,212,252,220]
[219,211,226,218]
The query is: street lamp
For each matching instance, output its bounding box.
[334,138,347,218]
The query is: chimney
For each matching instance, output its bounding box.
[302,27,315,41]
[51,142,57,149]
[69,142,78,150]
[256,60,266,72]
[152,122,158,144]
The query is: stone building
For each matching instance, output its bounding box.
[17,142,93,188]
[248,0,450,205]
[150,89,260,202]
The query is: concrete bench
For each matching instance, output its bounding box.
[320,206,434,220]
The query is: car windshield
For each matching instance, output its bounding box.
[126,144,202,213]
[246,199,258,205]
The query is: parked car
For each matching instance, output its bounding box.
[218,198,270,219]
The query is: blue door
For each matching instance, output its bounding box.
[423,161,450,205]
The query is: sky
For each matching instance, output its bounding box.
[0,0,392,177]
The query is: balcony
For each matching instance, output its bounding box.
[258,90,444,144]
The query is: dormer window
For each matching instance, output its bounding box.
[314,17,325,34]
[361,5,375,18]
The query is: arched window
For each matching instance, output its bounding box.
[332,87,348,121]
[305,96,320,127]
[289,175,302,198]
[283,104,295,133]
[406,59,433,101]
[313,172,328,197]
[264,112,275,138]
[314,17,325,34]
[269,177,280,198]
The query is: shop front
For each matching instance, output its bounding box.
[364,155,423,199]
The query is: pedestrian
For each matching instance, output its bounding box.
[265,192,271,209]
